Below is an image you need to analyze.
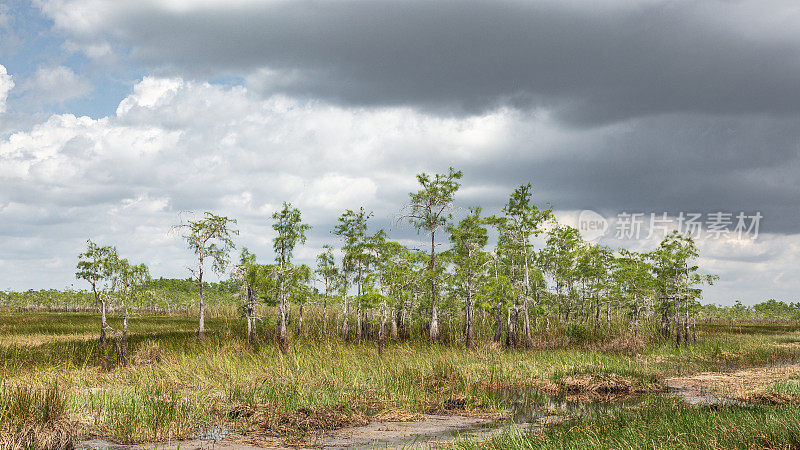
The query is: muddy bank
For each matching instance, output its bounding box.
[74,439,271,449]
[666,363,800,405]
[320,414,503,448]
[74,415,503,449]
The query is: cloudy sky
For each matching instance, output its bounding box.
[1,0,798,305]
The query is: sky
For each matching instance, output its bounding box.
[0,0,798,305]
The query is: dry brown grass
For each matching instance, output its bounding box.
[555,373,662,397]
[220,402,370,437]
[0,333,97,347]
[525,330,645,355]
[129,341,163,366]
[666,364,800,404]
[599,333,644,355]
[0,422,75,450]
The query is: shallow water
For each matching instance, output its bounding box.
[493,389,647,423]
[74,394,641,449]
[320,391,648,448]
[74,387,735,449]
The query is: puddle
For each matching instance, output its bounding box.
[495,389,646,423]
[666,384,742,406]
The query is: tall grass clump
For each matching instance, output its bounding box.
[0,383,73,450]
[83,387,198,443]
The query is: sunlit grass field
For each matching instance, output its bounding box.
[2,310,800,447]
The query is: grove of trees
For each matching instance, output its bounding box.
[0,169,751,358]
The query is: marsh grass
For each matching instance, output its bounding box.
[81,387,198,442]
[767,380,800,396]
[455,397,800,449]
[1,311,800,444]
[0,383,73,450]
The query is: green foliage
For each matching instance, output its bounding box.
[272,202,310,267]
[75,239,118,298]
[404,167,463,235]
[177,211,239,278]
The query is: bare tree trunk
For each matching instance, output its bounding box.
[522,295,532,348]
[390,306,399,341]
[494,298,503,344]
[594,296,600,330]
[506,307,518,348]
[278,274,288,353]
[429,231,439,343]
[279,304,288,353]
[464,277,474,348]
[246,286,254,345]
[100,296,108,347]
[117,308,128,367]
[684,298,690,345]
[197,256,206,342]
[297,303,304,337]
[322,293,328,337]
[521,228,533,348]
[398,299,407,340]
[356,274,363,342]
[341,286,350,341]
[356,303,362,342]
[379,301,387,355]
[446,313,453,344]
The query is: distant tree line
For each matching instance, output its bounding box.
[697,299,800,323]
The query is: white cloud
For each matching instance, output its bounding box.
[0,64,13,113]
[19,66,92,104]
[302,174,378,211]
[0,76,532,290]
[116,76,183,114]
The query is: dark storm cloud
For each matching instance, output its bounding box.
[458,114,800,233]
[39,0,800,235]
[59,0,800,124]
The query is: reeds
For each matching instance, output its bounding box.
[455,397,800,449]
[0,383,73,450]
